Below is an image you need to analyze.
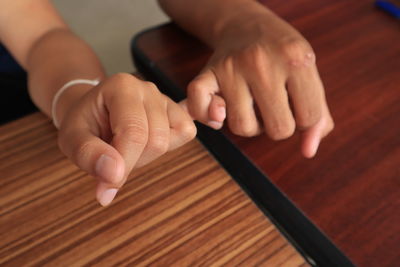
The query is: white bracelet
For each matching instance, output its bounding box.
[52,79,100,129]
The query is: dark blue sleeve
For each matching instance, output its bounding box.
[0,44,25,73]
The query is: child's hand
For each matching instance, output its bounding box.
[57,74,196,206]
[184,10,334,158]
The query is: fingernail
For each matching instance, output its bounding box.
[95,154,117,180]
[309,137,321,157]
[97,187,118,206]
[218,106,226,120]
[208,120,223,129]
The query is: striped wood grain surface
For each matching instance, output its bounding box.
[0,113,308,266]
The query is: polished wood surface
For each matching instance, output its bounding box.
[0,113,307,266]
[134,1,400,266]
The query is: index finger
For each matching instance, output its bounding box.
[104,81,149,180]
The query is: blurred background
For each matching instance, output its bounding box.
[52,0,169,75]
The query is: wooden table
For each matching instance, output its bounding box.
[131,1,400,266]
[0,113,308,265]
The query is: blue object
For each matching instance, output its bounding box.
[375,0,400,18]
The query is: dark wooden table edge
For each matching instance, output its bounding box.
[130,23,354,267]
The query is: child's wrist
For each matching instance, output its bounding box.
[52,79,100,128]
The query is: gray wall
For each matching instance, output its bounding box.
[52,0,169,74]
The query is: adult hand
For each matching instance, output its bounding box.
[184,10,334,158]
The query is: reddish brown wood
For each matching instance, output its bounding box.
[135,1,400,266]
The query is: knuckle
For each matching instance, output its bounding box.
[268,120,295,141]
[125,127,148,146]
[105,73,137,96]
[220,56,234,74]
[229,116,259,137]
[187,79,203,97]
[245,44,270,71]
[110,72,135,84]
[281,38,315,67]
[231,127,259,137]
[176,120,197,141]
[147,130,169,155]
[142,81,163,100]
[114,118,149,146]
[143,81,159,92]
[72,140,96,162]
[296,109,321,129]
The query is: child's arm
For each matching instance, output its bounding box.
[0,0,196,206]
[159,0,334,158]
[0,0,104,116]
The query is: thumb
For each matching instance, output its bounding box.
[58,128,125,206]
[301,124,322,158]
[179,94,226,130]
[185,69,226,129]
[301,104,334,158]
[207,94,226,129]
